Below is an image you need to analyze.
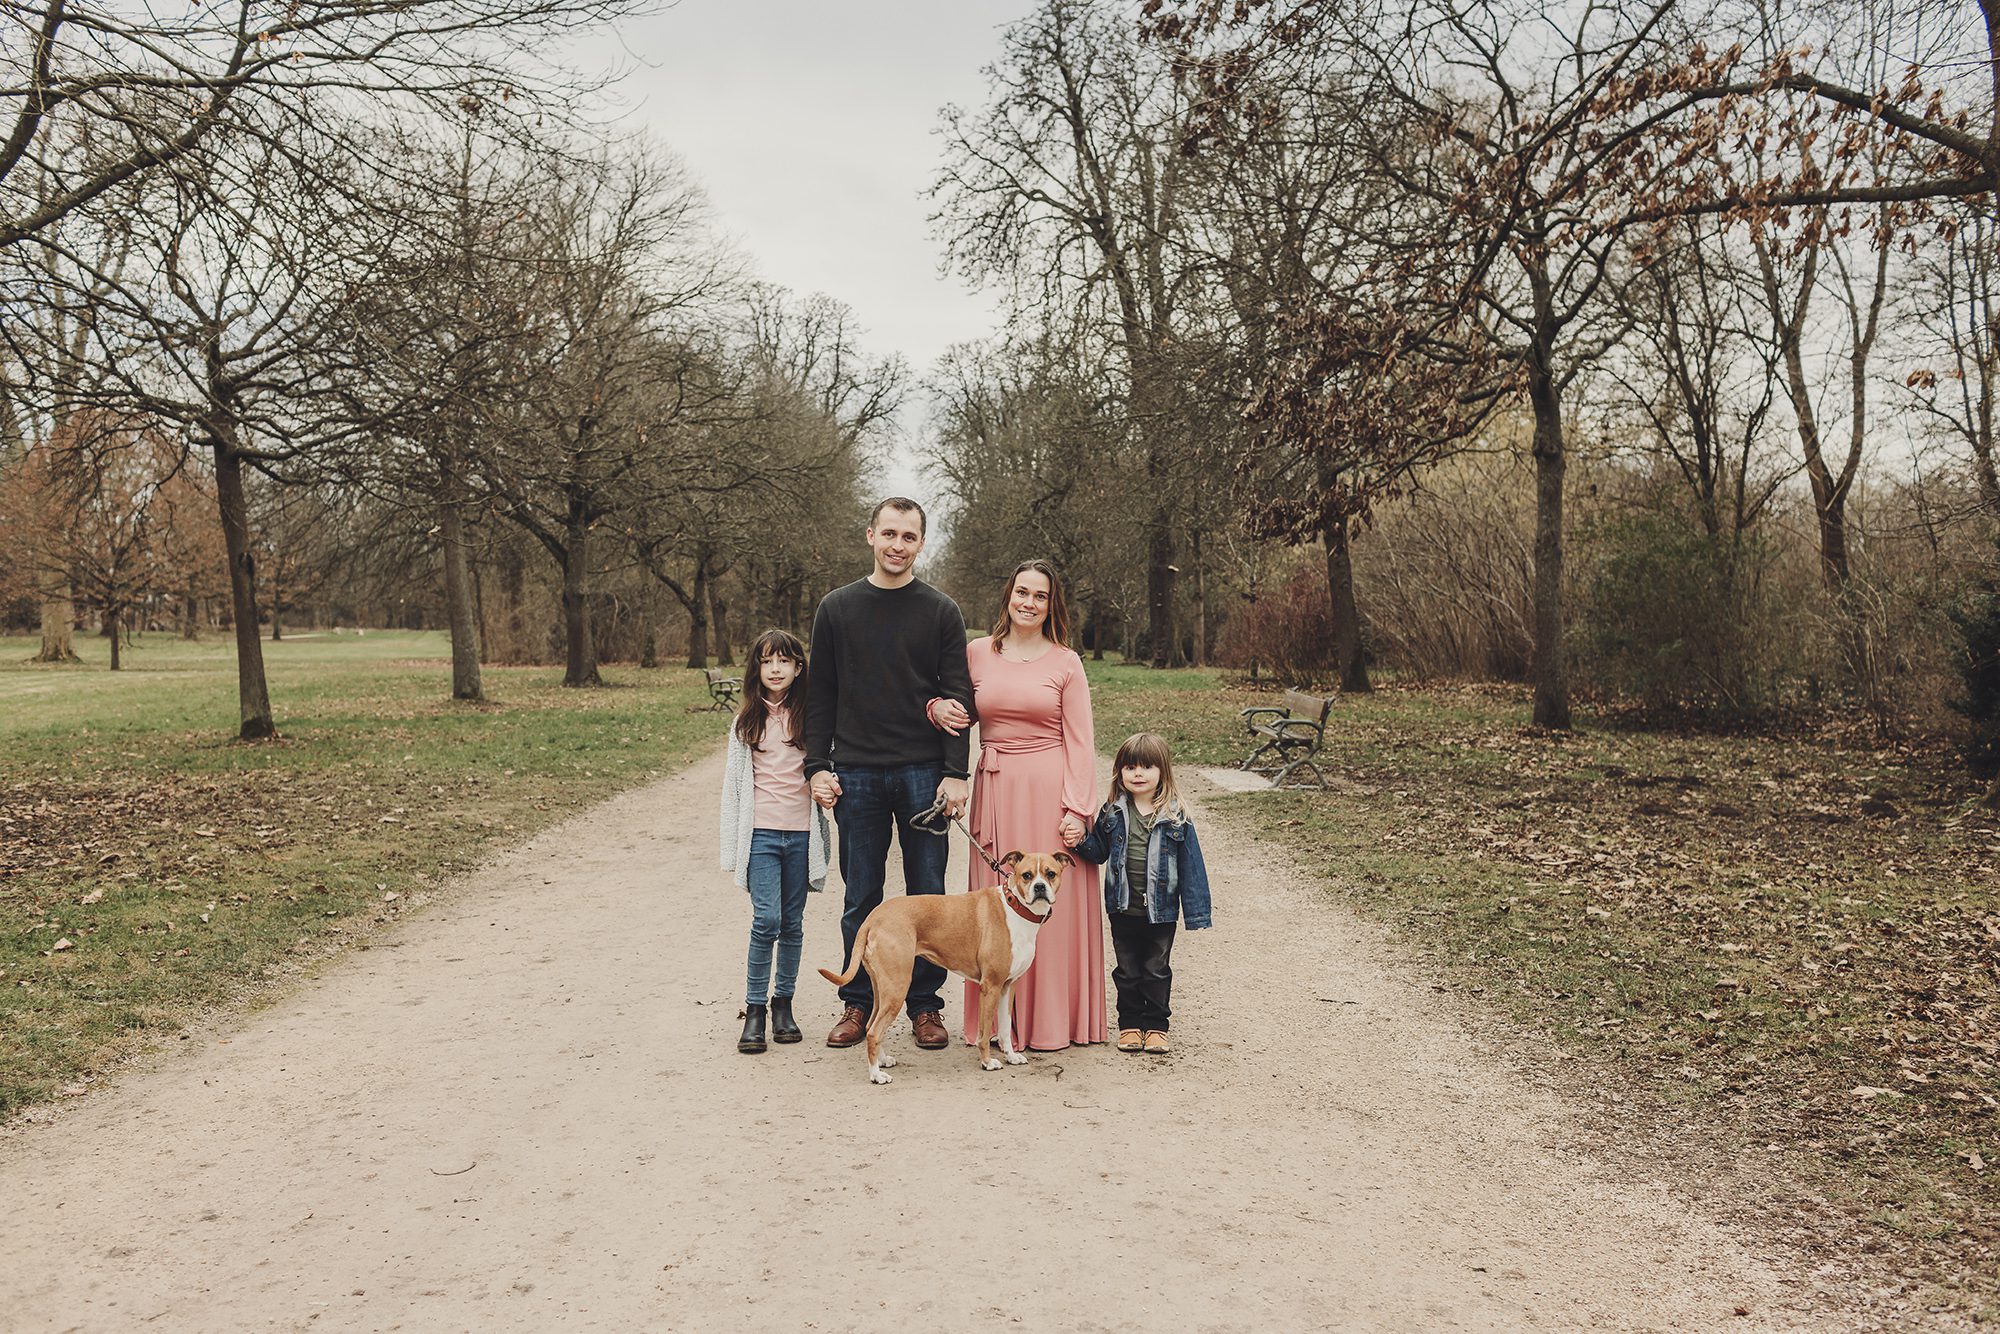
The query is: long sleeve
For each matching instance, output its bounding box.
[1056,653,1097,822]
[1177,821,1213,929]
[803,597,839,777]
[719,732,747,875]
[1071,805,1115,866]
[934,601,974,779]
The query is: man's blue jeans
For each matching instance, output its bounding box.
[745,828,810,1006]
[832,763,949,1017]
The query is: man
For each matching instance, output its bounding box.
[805,498,974,1050]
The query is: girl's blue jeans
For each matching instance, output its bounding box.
[745,828,810,1006]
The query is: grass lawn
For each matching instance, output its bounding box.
[1083,657,1999,1316]
[1,629,727,1117]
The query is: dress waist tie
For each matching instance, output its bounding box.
[970,738,1066,877]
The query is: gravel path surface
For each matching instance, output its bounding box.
[0,747,1819,1331]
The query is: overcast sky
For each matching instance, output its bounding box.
[590,1,1041,498]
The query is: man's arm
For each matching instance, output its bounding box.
[934,596,974,779]
[803,596,839,778]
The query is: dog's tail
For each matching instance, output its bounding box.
[817,921,868,987]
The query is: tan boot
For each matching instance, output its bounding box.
[1143,1030,1170,1055]
[1117,1028,1144,1053]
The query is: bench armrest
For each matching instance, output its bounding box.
[1240,706,1288,731]
[1270,718,1322,742]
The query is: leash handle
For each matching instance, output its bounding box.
[914,791,1011,880]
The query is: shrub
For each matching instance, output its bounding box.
[1946,534,2000,779]
[1576,510,1780,716]
[1219,555,1337,686]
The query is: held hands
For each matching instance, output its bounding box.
[936,776,969,819]
[927,697,971,736]
[1057,813,1085,847]
[810,771,842,810]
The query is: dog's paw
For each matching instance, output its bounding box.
[981,1057,1002,1071]
[1005,1051,1028,1065]
[869,1068,893,1085]
[879,1052,897,1068]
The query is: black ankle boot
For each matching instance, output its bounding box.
[769,996,802,1044]
[738,1003,768,1054]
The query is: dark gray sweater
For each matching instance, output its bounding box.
[803,578,974,779]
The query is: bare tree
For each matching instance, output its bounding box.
[1,0,643,249]
[1601,219,1789,546]
[476,144,736,687]
[1906,202,2000,516]
[44,106,403,735]
[934,0,1203,667]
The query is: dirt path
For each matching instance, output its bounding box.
[0,748,1824,1332]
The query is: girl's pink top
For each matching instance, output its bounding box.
[751,705,811,831]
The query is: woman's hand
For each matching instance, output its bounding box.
[1057,814,1085,847]
[928,697,971,736]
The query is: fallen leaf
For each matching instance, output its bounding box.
[79,889,103,905]
[51,938,73,952]
[1851,1085,1902,1100]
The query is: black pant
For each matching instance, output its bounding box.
[1109,914,1176,1031]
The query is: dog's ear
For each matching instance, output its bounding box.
[1053,851,1074,868]
[1001,850,1025,868]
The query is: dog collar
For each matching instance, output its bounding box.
[1002,888,1050,925]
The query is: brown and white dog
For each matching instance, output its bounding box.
[818,850,1069,1085]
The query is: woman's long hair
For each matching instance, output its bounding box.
[1107,732,1180,815]
[988,558,1072,651]
[735,628,810,749]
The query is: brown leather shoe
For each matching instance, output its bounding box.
[911,1011,949,1050]
[826,1005,868,1048]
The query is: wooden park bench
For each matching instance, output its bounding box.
[1238,689,1334,790]
[703,667,740,711]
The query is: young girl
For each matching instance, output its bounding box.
[719,629,830,1054]
[1067,732,1212,1055]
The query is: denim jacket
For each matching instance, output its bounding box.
[1071,797,1212,929]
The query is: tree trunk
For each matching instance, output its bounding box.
[1974,438,2000,515]
[181,591,200,640]
[639,592,658,670]
[472,559,488,662]
[440,490,484,701]
[1527,356,1571,730]
[1191,530,1208,668]
[107,607,122,671]
[561,501,600,688]
[502,546,526,666]
[33,576,79,662]
[270,563,282,641]
[211,437,276,739]
[684,560,710,668]
[710,574,734,667]
[1146,515,1178,669]
[1325,513,1372,693]
[1090,601,1107,661]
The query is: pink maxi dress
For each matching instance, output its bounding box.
[959,636,1106,1050]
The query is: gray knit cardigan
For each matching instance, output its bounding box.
[719,729,831,891]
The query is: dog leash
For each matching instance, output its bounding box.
[912,791,1012,880]
[913,792,1052,925]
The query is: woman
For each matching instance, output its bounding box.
[931,559,1104,1050]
